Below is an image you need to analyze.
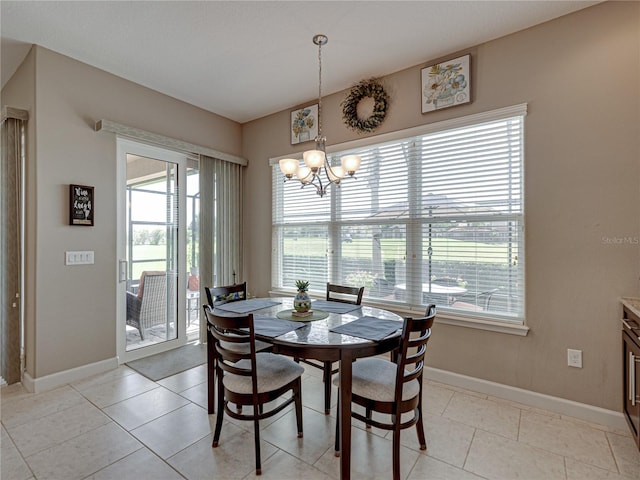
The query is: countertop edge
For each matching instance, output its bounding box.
[620,296,640,319]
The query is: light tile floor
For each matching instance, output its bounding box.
[2,362,639,480]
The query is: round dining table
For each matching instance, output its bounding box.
[207,297,404,480]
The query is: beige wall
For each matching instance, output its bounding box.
[243,1,640,411]
[2,46,243,379]
[1,1,638,411]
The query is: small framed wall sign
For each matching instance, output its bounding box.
[69,184,94,226]
[291,104,318,145]
[421,54,471,113]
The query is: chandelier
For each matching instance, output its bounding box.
[279,34,361,197]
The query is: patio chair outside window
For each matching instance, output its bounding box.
[126,271,175,340]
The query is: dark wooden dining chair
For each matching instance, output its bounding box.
[204,282,272,414]
[297,282,365,414]
[204,305,304,476]
[326,282,365,304]
[205,281,247,307]
[204,281,250,414]
[333,304,436,480]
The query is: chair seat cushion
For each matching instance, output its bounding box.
[223,353,304,394]
[333,357,420,402]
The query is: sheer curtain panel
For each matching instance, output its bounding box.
[1,108,27,385]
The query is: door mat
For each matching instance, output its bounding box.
[126,343,206,381]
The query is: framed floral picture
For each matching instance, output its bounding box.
[291,104,318,145]
[421,54,471,113]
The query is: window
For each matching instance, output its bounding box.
[272,106,525,324]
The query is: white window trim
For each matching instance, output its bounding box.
[268,288,529,336]
[271,104,528,336]
[269,104,527,165]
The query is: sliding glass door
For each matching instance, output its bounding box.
[117,139,191,362]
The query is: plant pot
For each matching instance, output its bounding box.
[294,290,311,312]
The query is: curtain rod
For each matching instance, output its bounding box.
[1,107,29,123]
[95,119,248,167]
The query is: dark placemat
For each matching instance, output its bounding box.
[276,309,330,322]
[214,298,281,314]
[253,315,306,337]
[330,316,402,341]
[311,300,362,314]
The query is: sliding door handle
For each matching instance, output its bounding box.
[119,260,128,283]
[631,351,636,406]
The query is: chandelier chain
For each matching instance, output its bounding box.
[278,34,360,197]
[317,37,323,139]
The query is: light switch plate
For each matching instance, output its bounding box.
[65,251,95,265]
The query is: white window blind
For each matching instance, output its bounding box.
[272,107,525,323]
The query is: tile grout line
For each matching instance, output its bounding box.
[4,368,639,480]
[604,429,624,476]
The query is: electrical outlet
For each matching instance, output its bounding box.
[567,349,582,368]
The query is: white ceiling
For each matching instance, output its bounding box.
[1,1,599,124]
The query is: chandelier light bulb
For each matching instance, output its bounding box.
[327,165,345,182]
[341,154,361,175]
[303,149,325,170]
[279,158,299,178]
[297,166,313,184]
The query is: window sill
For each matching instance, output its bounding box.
[364,300,529,336]
[269,289,529,337]
[433,311,529,336]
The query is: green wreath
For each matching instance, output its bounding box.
[341,78,389,133]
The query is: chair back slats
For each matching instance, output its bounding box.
[217,355,250,375]
[205,282,247,307]
[209,327,255,367]
[203,305,304,475]
[213,340,250,365]
[405,336,429,367]
[402,343,427,382]
[326,283,365,305]
[218,358,252,377]
[338,304,435,477]
[207,311,249,331]
[204,305,257,381]
[394,304,436,402]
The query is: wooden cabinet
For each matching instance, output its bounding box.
[622,300,640,451]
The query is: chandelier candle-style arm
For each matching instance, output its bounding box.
[279,34,361,198]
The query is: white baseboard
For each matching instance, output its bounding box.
[425,366,628,432]
[22,357,119,393]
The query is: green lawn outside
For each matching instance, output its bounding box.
[131,245,169,279]
[283,237,516,264]
[131,236,516,280]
